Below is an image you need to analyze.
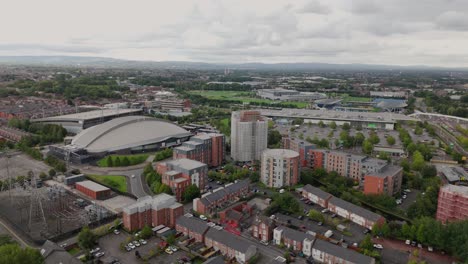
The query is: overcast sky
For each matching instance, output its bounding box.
[2,0,468,67]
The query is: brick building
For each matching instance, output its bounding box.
[328,197,385,230]
[122,194,184,231]
[205,228,257,264]
[251,215,276,243]
[175,215,210,243]
[193,180,250,216]
[157,159,208,201]
[311,239,375,264]
[301,184,333,208]
[363,165,403,196]
[436,184,468,223]
[261,149,300,188]
[75,180,111,200]
[173,133,225,167]
[282,137,317,167]
[273,226,314,256]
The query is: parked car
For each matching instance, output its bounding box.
[113,229,120,235]
[402,195,407,199]
[373,244,384,249]
[279,189,285,194]
[128,243,135,249]
[165,248,174,255]
[139,239,147,245]
[125,246,132,251]
[317,222,323,226]
[133,241,140,247]
[411,241,417,247]
[95,252,105,258]
[169,246,178,252]
[428,246,434,252]
[321,209,329,213]
[405,240,411,245]
[298,215,303,220]
[90,248,100,254]
[200,215,208,221]
[260,240,269,246]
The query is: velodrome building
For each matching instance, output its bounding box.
[49,116,192,163]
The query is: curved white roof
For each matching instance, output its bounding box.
[72,116,191,153]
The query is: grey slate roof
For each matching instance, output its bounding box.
[329,196,382,222]
[176,216,209,234]
[277,226,315,242]
[203,255,225,264]
[313,239,375,264]
[200,180,249,206]
[303,184,332,200]
[40,240,81,264]
[205,228,256,253]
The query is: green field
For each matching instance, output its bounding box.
[338,94,372,102]
[87,174,127,193]
[97,153,149,167]
[189,90,309,108]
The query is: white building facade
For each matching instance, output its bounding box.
[231,111,268,162]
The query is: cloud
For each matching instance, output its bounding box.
[2,0,468,67]
[298,1,331,14]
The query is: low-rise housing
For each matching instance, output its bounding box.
[122,194,184,231]
[328,197,385,230]
[40,240,81,264]
[193,180,250,216]
[273,226,314,256]
[157,158,208,201]
[175,215,210,243]
[301,184,333,208]
[251,215,276,242]
[205,228,257,264]
[311,239,375,264]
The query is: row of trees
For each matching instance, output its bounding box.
[153,149,173,162]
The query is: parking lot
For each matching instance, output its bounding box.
[98,232,187,264]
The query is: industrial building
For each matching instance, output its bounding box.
[231,111,268,162]
[157,159,208,201]
[122,194,184,231]
[75,180,111,200]
[257,88,327,101]
[260,149,300,188]
[49,116,192,163]
[436,185,468,223]
[258,109,417,130]
[32,108,143,134]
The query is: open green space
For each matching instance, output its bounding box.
[338,93,372,102]
[87,174,127,193]
[97,153,149,167]
[188,90,309,108]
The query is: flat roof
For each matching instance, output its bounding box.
[262,148,299,159]
[76,180,110,192]
[33,108,141,122]
[167,158,207,171]
[440,166,468,182]
[258,109,417,123]
[441,184,468,196]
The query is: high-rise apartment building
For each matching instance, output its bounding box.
[436,184,468,223]
[261,149,300,188]
[231,111,268,162]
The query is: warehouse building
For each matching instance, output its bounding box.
[32,108,143,134]
[258,109,416,130]
[75,180,111,200]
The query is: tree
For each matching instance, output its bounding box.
[249,171,260,183]
[360,235,373,251]
[355,132,365,146]
[386,136,396,145]
[122,156,130,166]
[0,244,43,264]
[318,121,326,128]
[362,140,373,154]
[268,130,282,148]
[411,151,425,171]
[308,209,324,222]
[421,165,437,178]
[140,225,153,239]
[182,184,201,202]
[114,156,121,167]
[273,193,301,214]
[0,235,15,246]
[78,226,96,252]
[166,234,176,245]
[330,121,337,129]
[143,163,154,176]
[292,118,303,126]
[39,172,47,181]
[342,123,351,130]
[106,156,113,167]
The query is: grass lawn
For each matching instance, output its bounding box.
[87,174,127,193]
[338,93,372,102]
[97,153,149,167]
[189,90,309,108]
[67,247,81,256]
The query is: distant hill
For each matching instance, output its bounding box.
[0,55,463,71]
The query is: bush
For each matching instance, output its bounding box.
[48,168,56,177]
